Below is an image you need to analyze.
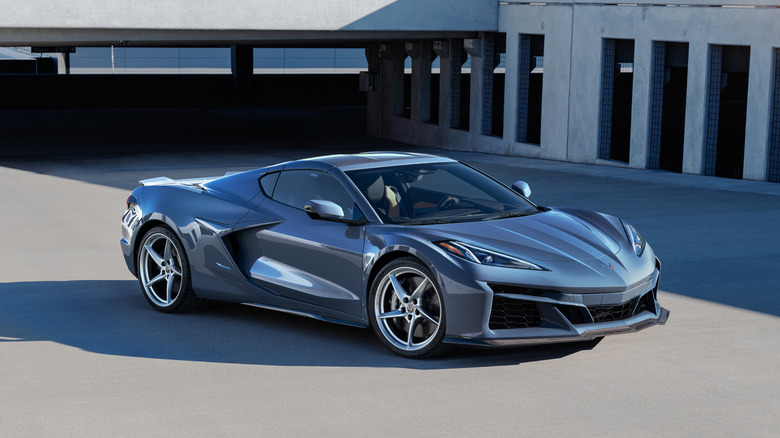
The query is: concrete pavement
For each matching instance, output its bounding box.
[1,145,778,437]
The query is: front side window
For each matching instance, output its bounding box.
[347,162,538,224]
[271,170,360,221]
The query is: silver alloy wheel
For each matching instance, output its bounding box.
[138,232,184,308]
[374,266,442,352]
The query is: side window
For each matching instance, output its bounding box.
[272,170,357,219]
[259,172,280,196]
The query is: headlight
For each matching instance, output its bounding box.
[436,240,547,270]
[621,220,645,256]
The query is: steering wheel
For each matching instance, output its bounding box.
[437,195,460,209]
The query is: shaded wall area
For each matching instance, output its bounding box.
[0,74,365,109]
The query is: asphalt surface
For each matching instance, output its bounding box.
[1,111,779,437]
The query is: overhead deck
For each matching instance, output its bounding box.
[0,0,497,46]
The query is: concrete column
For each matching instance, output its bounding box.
[450,39,465,129]
[629,38,652,169]
[231,45,253,103]
[433,40,451,128]
[743,42,773,181]
[391,42,406,116]
[365,44,383,138]
[682,41,708,175]
[406,41,432,123]
[465,37,483,138]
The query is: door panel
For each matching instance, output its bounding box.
[246,202,365,317]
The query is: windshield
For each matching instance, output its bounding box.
[346,162,539,224]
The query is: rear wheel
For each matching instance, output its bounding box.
[137,226,207,313]
[369,257,448,358]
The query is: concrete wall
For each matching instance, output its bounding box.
[371,2,780,181]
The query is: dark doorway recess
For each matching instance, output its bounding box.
[517,33,544,145]
[455,50,471,132]
[402,55,412,118]
[599,39,635,163]
[610,40,634,163]
[526,35,544,145]
[715,46,750,179]
[658,42,689,173]
[769,49,780,183]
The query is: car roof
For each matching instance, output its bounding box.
[291,151,455,171]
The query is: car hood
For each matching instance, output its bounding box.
[422,210,622,263]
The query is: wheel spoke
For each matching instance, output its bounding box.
[389,274,409,302]
[378,309,406,320]
[169,263,182,277]
[416,306,439,326]
[406,316,419,348]
[410,278,429,300]
[163,239,172,263]
[166,275,175,304]
[144,272,166,288]
[144,244,164,267]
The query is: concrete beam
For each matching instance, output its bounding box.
[0,1,498,36]
[0,28,480,47]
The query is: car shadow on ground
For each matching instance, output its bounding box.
[0,280,602,369]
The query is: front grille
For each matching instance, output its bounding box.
[489,296,542,330]
[487,283,555,297]
[588,297,638,323]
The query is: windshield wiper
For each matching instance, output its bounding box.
[481,211,536,221]
[405,218,448,225]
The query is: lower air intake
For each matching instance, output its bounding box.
[489,296,542,330]
[588,297,638,323]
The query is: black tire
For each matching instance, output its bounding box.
[136,226,209,313]
[368,257,450,358]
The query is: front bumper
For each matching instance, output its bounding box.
[441,258,668,347]
[445,307,669,347]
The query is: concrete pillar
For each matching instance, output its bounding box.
[629,38,652,169]
[682,41,708,175]
[450,39,465,130]
[231,45,253,103]
[391,42,406,116]
[365,44,383,138]
[406,41,432,123]
[743,42,773,181]
[433,40,451,128]
[465,37,483,138]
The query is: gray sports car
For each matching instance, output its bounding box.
[120,152,669,357]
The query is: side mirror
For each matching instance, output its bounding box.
[512,180,532,198]
[304,200,345,220]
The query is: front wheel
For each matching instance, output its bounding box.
[137,226,208,313]
[369,258,448,358]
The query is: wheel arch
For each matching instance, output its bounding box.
[132,217,175,263]
[365,247,441,301]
